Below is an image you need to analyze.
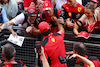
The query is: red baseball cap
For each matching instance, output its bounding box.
[91,0,98,3]
[42,1,52,11]
[38,22,50,33]
[78,31,89,39]
[27,6,37,16]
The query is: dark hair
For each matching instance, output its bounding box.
[0,0,10,4]
[73,42,86,56]
[85,3,95,12]
[2,43,15,60]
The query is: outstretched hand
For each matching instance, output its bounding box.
[51,16,58,23]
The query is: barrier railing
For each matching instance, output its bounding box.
[0,26,100,66]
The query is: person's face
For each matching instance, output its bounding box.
[84,8,94,17]
[90,1,98,8]
[67,0,76,7]
[28,16,37,24]
[44,9,53,16]
[3,0,8,4]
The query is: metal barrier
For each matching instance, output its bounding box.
[0,27,100,66]
[64,40,100,60]
[0,34,37,67]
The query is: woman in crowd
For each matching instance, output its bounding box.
[73,3,100,35]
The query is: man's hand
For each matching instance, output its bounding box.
[29,2,35,7]
[26,26,33,33]
[16,0,23,4]
[58,17,64,24]
[39,46,45,56]
[51,16,58,23]
[12,32,17,37]
[69,54,77,59]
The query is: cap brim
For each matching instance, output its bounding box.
[91,0,98,3]
[43,7,52,11]
[28,14,37,16]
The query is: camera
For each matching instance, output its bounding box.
[58,55,77,67]
[36,45,41,53]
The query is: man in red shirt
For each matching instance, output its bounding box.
[38,16,67,67]
[0,43,27,67]
[66,42,100,67]
[60,0,84,29]
[38,1,61,33]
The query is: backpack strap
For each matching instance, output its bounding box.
[42,12,46,20]
[54,8,58,18]
[22,11,28,25]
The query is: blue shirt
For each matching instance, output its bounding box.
[1,8,12,29]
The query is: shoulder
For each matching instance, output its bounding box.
[62,2,68,7]
[79,14,87,22]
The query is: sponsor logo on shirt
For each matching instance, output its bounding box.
[68,12,72,17]
[78,7,82,12]
[51,38,55,42]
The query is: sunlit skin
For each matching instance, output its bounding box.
[28,16,37,24]
[67,0,77,7]
[44,9,53,16]
[90,1,98,8]
[84,8,94,18]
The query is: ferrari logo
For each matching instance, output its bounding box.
[78,7,82,12]
[51,38,55,42]
[87,65,89,67]
[68,12,72,17]
[82,32,85,35]
[45,3,48,6]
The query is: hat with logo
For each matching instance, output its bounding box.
[91,0,98,3]
[27,6,37,16]
[78,31,89,39]
[38,22,51,36]
[42,1,52,11]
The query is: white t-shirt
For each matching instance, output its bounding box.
[12,13,34,28]
[12,13,25,25]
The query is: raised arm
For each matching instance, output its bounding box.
[69,54,95,67]
[73,14,86,35]
[51,16,65,33]
[40,47,50,67]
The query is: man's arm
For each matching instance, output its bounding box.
[51,16,65,33]
[0,20,14,32]
[69,54,95,67]
[26,26,41,35]
[40,47,50,67]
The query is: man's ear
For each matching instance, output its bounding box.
[1,53,4,57]
[14,51,16,55]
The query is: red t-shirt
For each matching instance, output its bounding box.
[62,2,84,22]
[40,9,61,33]
[42,31,67,67]
[76,55,100,67]
[23,0,33,7]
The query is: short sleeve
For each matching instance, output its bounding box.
[12,13,25,25]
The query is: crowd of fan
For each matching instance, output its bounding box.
[0,0,100,67]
